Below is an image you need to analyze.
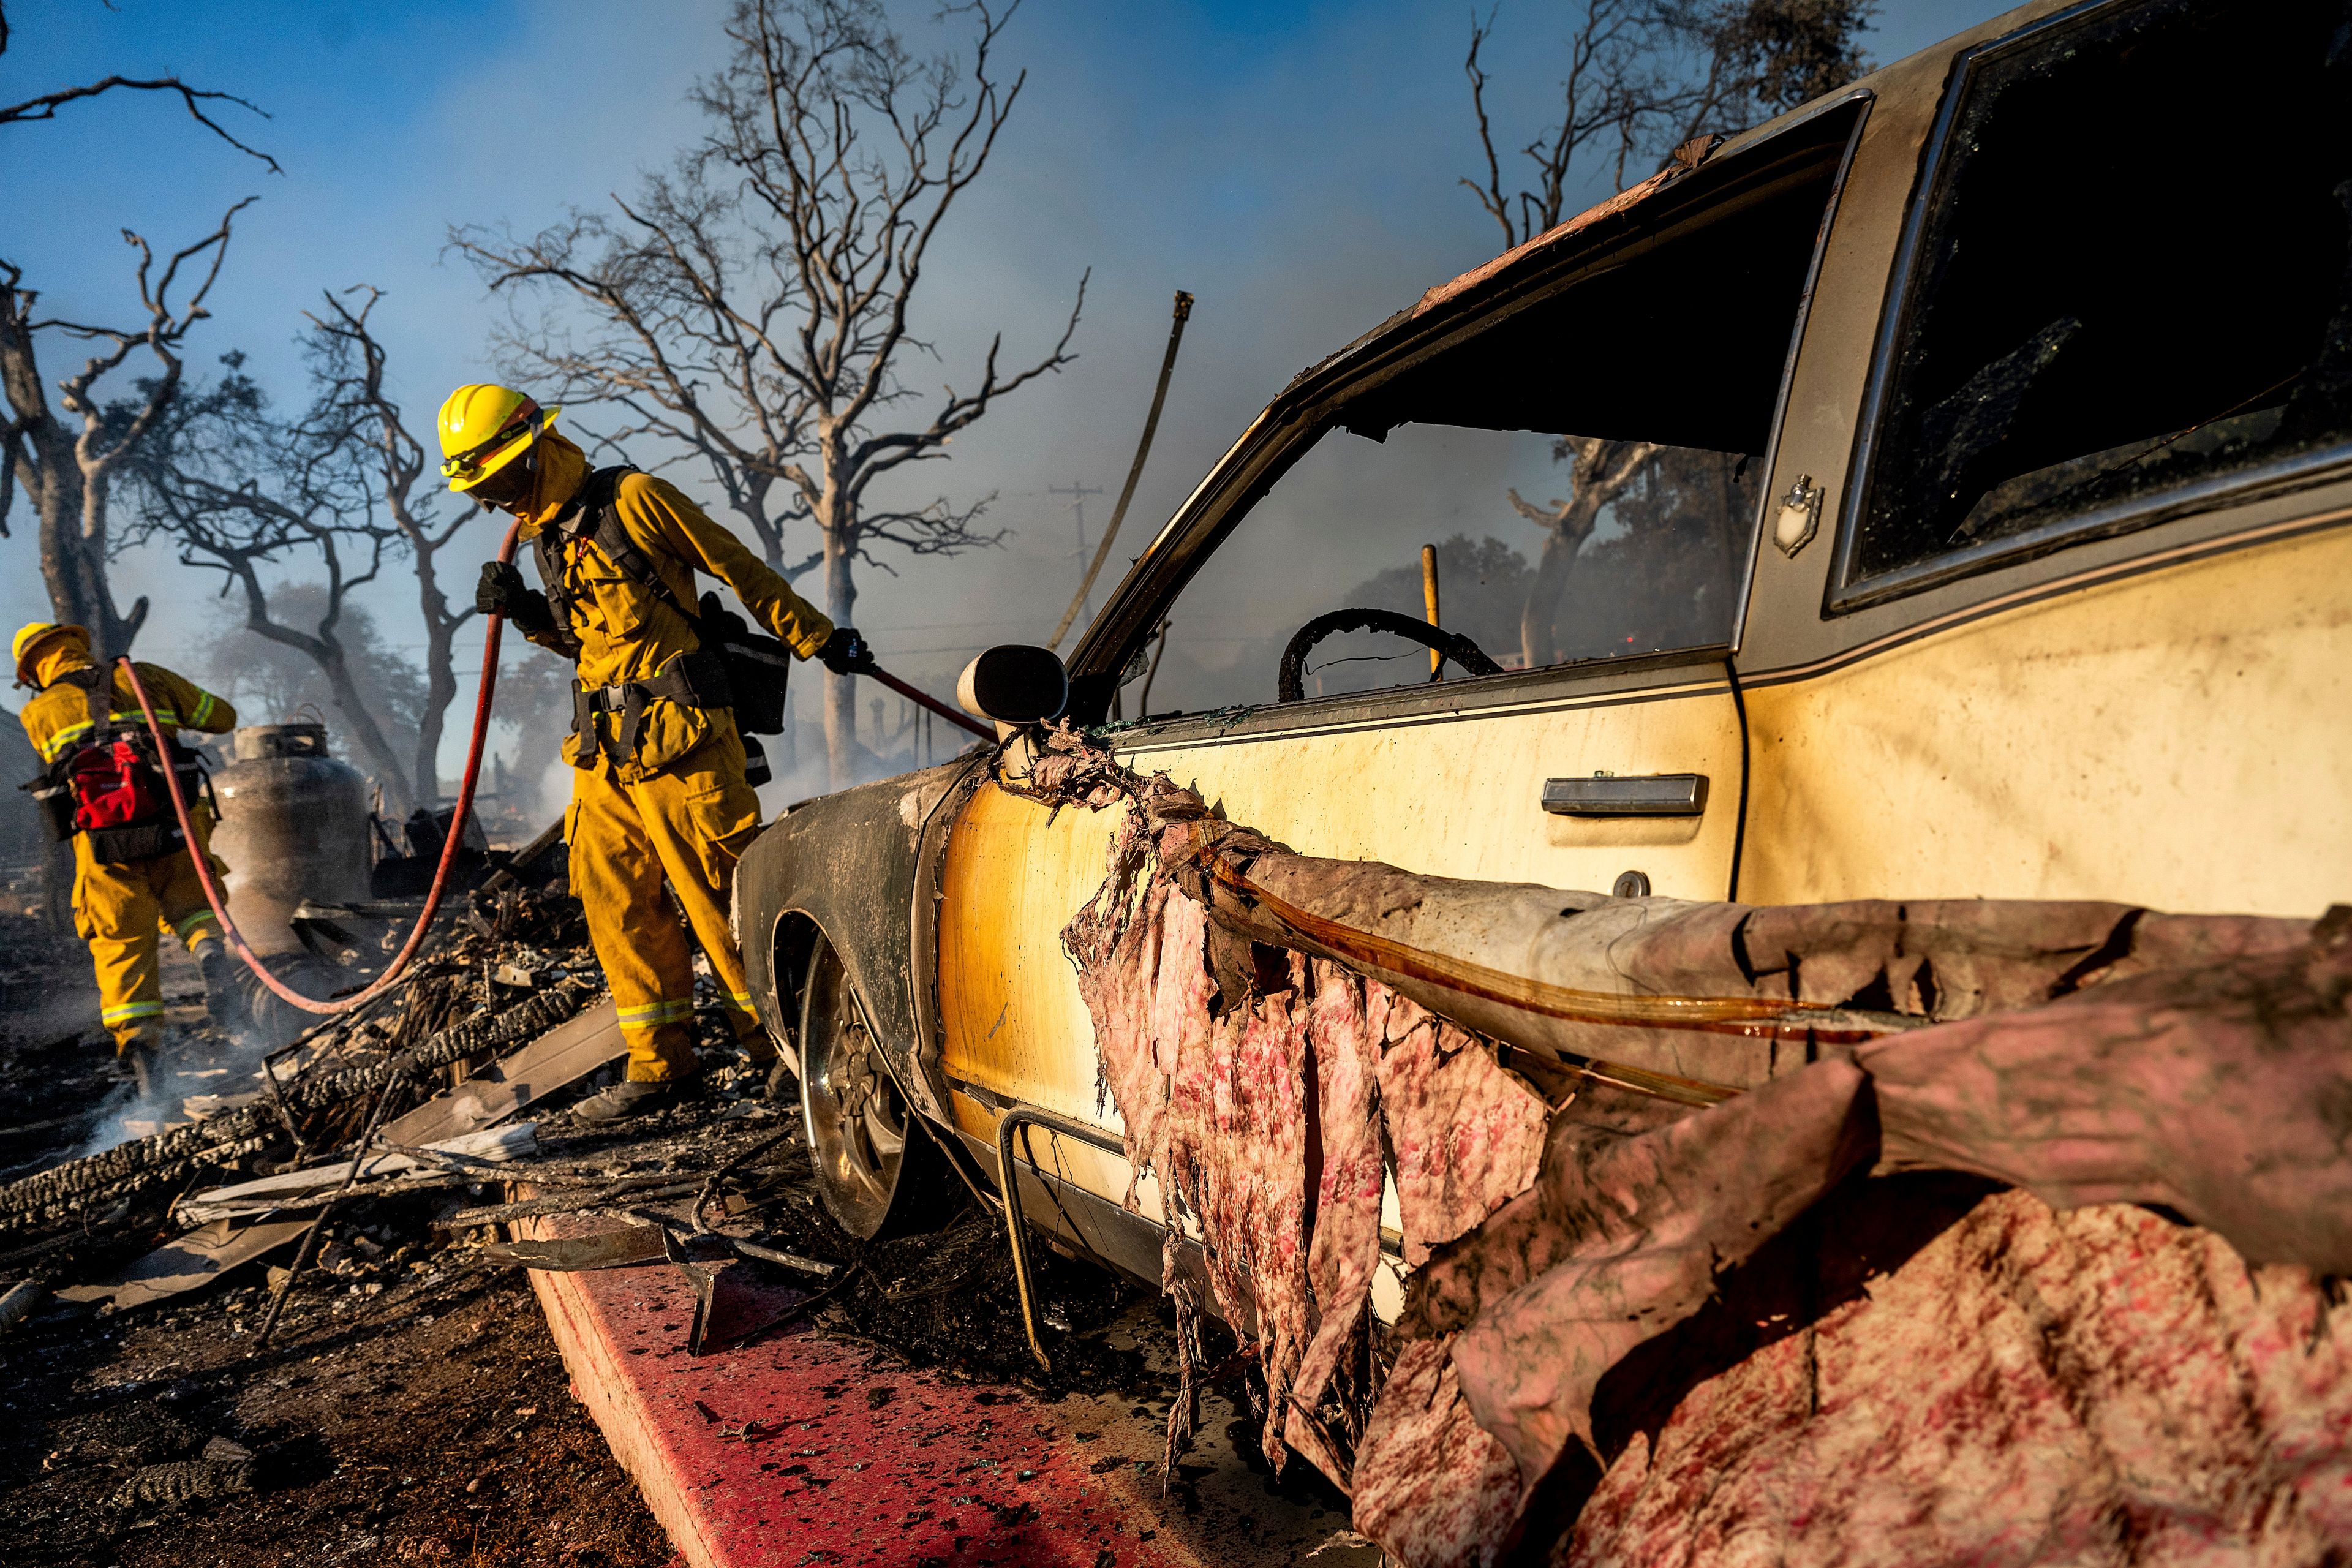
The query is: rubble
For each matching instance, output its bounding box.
[106,1453,257,1514]
[0,853,670,1557]
[0,984,586,1241]
[0,823,1240,1564]
[1,1275,43,1329]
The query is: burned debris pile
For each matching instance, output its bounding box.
[0,823,1166,1545]
[0,982,588,1240]
[0,872,595,1263]
[0,842,1155,1559]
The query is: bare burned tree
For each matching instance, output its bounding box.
[1463,0,1661,249]
[455,0,1082,788]
[0,199,257,665]
[450,179,823,579]
[1463,0,1874,247]
[119,359,421,812]
[0,1,279,662]
[301,287,486,804]
[0,0,279,173]
[1506,438,1659,667]
[1468,0,1870,665]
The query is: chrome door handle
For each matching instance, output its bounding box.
[1542,773,1708,816]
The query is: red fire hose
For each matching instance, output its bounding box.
[115,522,525,1016]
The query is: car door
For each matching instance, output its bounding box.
[1737,0,2352,916]
[930,96,1878,1240]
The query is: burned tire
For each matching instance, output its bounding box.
[798,933,954,1240]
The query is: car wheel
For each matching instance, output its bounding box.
[798,932,953,1240]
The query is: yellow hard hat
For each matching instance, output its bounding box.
[437,383,559,492]
[12,620,81,687]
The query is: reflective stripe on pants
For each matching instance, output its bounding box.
[72,821,226,1050]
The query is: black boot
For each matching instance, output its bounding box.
[197,942,246,1033]
[576,1077,698,1126]
[118,1034,159,1099]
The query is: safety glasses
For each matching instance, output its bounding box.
[440,404,545,481]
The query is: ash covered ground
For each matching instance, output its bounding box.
[0,908,671,1567]
[0,895,1343,1567]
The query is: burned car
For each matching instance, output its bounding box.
[736,0,2352,1298]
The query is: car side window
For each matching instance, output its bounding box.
[1124,102,1866,721]
[1131,428,1757,717]
[1836,0,2352,606]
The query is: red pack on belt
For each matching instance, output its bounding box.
[24,671,198,864]
[68,732,170,832]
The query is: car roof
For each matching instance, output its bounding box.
[1269,0,2072,411]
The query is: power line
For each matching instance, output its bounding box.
[1046,481,1107,625]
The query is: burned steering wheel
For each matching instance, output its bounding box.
[1276,607,1506,703]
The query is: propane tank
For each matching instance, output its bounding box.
[209,723,371,956]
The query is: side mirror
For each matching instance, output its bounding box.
[956,645,1068,731]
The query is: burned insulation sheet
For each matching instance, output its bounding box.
[1016,725,2352,1567]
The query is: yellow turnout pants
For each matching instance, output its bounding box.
[72,824,225,1050]
[568,747,772,1082]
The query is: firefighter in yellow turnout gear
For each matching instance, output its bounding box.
[12,623,241,1061]
[441,384,872,1122]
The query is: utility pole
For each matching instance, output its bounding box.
[1048,481,1106,623]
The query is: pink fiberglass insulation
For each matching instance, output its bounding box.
[1188,963,1315,1474]
[1430,1060,1880,1488]
[1564,1188,2352,1567]
[1014,728,2352,1566]
[1066,803,1206,1210]
[1373,920,2352,1564]
[1373,992,1551,1267]
[1352,1336,1525,1566]
[1062,779,1338,1476]
[1286,960,1385,1463]
[1859,927,2352,1272]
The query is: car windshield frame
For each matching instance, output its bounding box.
[1069,91,1877,733]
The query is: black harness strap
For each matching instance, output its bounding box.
[533,467,788,770]
[68,665,111,741]
[535,466,700,648]
[569,650,733,767]
[536,467,731,766]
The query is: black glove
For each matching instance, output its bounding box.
[477,560,555,638]
[818,625,876,676]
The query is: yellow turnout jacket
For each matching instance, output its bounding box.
[19,629,235,766]
[514,434,832,782]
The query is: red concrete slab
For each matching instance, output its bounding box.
[525,1214,1375,1568]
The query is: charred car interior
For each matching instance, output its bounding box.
[1127,98,1865,715]
[1840,0,2352,604]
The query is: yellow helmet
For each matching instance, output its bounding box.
[12,620,82,687]
[437,383,560,491]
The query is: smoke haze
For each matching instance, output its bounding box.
[1,0,2008,816]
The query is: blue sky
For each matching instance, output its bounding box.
[1,0,2017,780]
